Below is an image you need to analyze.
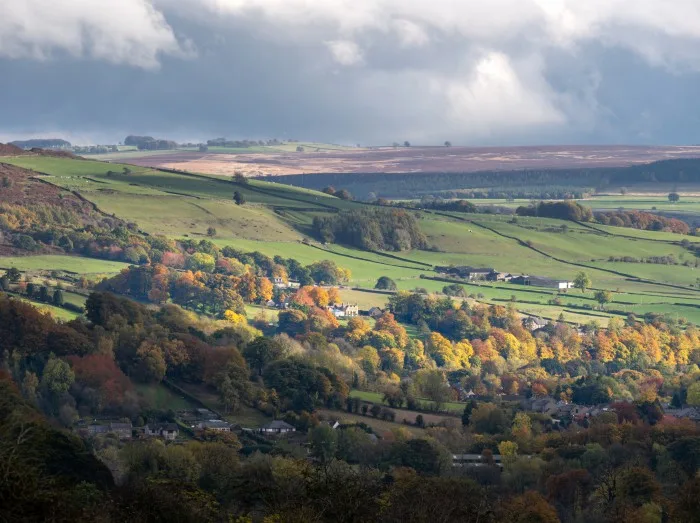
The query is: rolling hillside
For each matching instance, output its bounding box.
[2,154,700,325]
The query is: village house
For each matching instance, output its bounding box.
[522,316,548,331]
[259,420,296,435]
[145,423,180,440]
[367,307,384,318]
[198,420,232,432]
[272,277,301,290]
[329,303,359,318]
[523,396,559,416]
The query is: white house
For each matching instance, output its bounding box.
[329,303,359,318]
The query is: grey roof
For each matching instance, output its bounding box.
[201,420,232,428]
[262,420,295,430]
[109,422,132,430]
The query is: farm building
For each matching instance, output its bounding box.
[435,266,495,280]
[511,275,573,290]
[487,271,513,282]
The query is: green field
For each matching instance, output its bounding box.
[0,255,131,275]
[135,383,198,411]
[349,390,465,414]
[12,294,81,321]
[3,155,700,325]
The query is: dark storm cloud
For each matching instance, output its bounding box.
[1,0,700,145]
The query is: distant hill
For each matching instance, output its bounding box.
[10,138,71,149]
[0,142,77,159]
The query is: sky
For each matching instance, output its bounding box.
[2,0,700,146]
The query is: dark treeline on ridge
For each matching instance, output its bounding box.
[10,138,72,149]
[266,158,700,199]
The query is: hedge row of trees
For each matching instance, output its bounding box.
[516,201,594,222]
[596,210,690,234]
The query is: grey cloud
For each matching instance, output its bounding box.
[1,0,700,145]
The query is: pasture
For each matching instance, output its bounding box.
[0,255,131,275]
[3,155,700,326]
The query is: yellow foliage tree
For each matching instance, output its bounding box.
[309,287,330,307]
[257,277,274,303]
[327,287,341,305]
[224,309,247,325]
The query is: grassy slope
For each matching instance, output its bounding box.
[3,156,699,324]
[0,255,131,275]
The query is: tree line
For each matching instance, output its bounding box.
[312,209,428,251]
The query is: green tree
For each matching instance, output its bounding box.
[232,172,248,185]
[186,252,216,272]
[462,399,477,426]
[375,276,397,291]
[206,226,217,237]
[573,271,591,293]
[41,355,74,396]
[243,337,284,376]
[686,382,700,406]
[52,289,64,306]
[38,286,49,302]
[7,267,21,282]
[669,192,680,203]
[594,290,612,310]
[414,369,451,410]
[233,191,245,205]
[309,424,338,464]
